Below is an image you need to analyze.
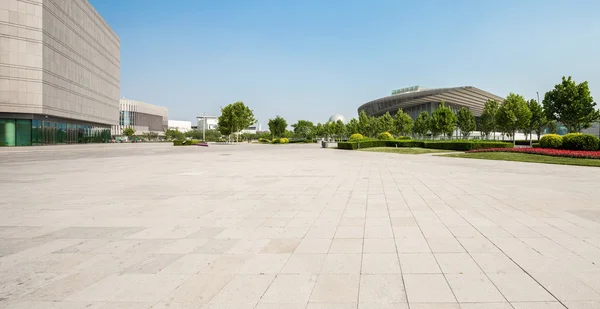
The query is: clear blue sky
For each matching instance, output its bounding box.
[90,0,600,127]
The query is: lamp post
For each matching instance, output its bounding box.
[198,113,207,142]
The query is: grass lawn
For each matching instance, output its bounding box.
[359,147,455,155]
[441,152,600,167]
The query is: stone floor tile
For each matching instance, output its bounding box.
[198,254,252,274]
[295,238,332,253]
[487,273,556,302]
[561,301,600,309]
[261,238,301,253]
[163,273,234,303]
[361,254,401,274]
[408,303,460,309]
[207,274,275,305]
[363,238,397,253]
[225,239,270,254]
[359,274,406,303]
[334,227,364,239]
[309,274,360,303]
[321,254,362,274]
[192,239,240,254]
[426,237,465,253]
[458,237,501,253]
[281,254,326,274]
[469,252,523,274]
[158,254,218,274]
[255,303,306,309]
[306,303,357,309]
[435,253,483,274]
[459,303,512,309]
[403,274,456,303]
[365,226,394,238]
[358,303,408,309]
[510,302,566,309]
[395,237,431,253]
[329,239,363,253]
[445,273,505,302]
[238,253,291,274]
[260,274,318,303]
[531,272,600,301]
[398,253,441,274]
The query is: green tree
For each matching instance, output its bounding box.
[430,102,457,139]
[358,110,375,137]
[375,112,395,135]
[218,101,256,142]
[335,119,346,141]
[526,99,547,142]
[456,107,476,139]
[497,93,532,146]
[291,120,315,139]
[479,99,499,140]
[413,111,430,139]
[324,121,335,139]
[394,109,414,137]
[123,127,135,139]
[543,76,599,132]
[164,128,184,140]
[268,115,287,138]
[315,123,325,138]
[346,118,360,135]
[547,120,558,134]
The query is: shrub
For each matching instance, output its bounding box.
[349,133,364,142]
[272,138,280,144]
[337,140,387,150]
[423,141,513,151]
[395,136,412,140]
[539,134,563,149]
[468,147,600,159]
[378,132,393,140]
[532,143,541,148]
[258,138,271,143]
[173,139,201,146]
[386,140,424,148]
[562,133,599,151]
[279,138,290,144]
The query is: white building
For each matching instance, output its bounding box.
[241,123,262,134]
[168,120,192,133]
[112,99,168,136]
[197,116,218,131]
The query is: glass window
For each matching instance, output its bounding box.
[15,119,31,146]
[0,119,16,146]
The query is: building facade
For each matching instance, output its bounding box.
[168,120,191,133]
[112,99,168,136]
[358,86,503,119]
[197,115,218,131]
[0,0,120,146]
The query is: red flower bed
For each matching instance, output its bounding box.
[467,147,600,159]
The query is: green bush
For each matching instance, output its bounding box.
[337,140,387,150]
[258,138,271,143]
[423,141,513,151]
[386,140,424,148]
[173,139,201,146]
[349,133,364,142]
[539,134,563,149]
[378,132,393,140]
[532,143,541,148]
[562,133,599,151]
[279,138,290,144]
[395,136,412,140]
[272,138,280,144]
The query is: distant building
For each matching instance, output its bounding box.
[358,86,503,119]
[112,99,168,137]
[241,123,262,134]
[168,120,192,133]
[197,115,218,131]
[329,114,346,123]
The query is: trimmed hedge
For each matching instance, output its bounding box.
[562,133,600,151]
[349,133,364,142]
[540,134,563,149]
[422,141,513,151]
[337,140,512,151]
[173,139,201,146]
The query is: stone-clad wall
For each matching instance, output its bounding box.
[0,0,120,126]
[41,0,120,125]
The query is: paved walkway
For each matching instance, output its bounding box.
[1,143,600,309]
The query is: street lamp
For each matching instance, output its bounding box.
[198,113,207,142]
[536,92,540,105]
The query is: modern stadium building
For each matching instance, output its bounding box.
[358,86,504,120]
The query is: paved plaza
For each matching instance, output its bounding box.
[2,143,600,309]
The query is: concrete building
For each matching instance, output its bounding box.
[168,120,191,133]
[241,123,262,134]
[112,99,168,137]
[197,115,218,131]
[358,86,503,119]
[0,0,120,145]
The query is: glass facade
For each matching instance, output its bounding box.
[0,117,111,146]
